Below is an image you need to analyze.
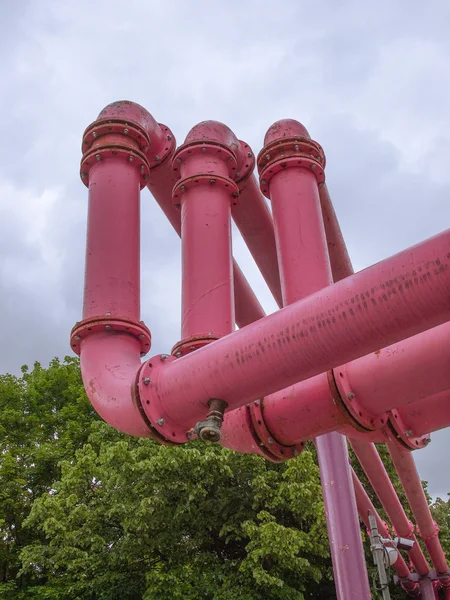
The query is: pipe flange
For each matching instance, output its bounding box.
[388,409,431,450]
[82,119,150,153]
[248,399,304,462]
[334,366,389,432]
[235,140,256,184]
[172,141,238,179]
[80,145,150,189]
[172,174,240,208]
[138,354,191,444]
[417,521,440,542]
[70,316,151,356]
[147,123,176,169]
[171,333,223,358]
[392,521,415,540]
[257,137,326,197]
[133,360,180,446]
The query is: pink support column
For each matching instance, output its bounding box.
[387,441,450,590]
[420,577,437,600]
[316,433,372,599]
[257,119,371,599]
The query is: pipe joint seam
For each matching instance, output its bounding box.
[71,316,151,357]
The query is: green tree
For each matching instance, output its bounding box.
[21,427,334,599]
[0,357,96,598]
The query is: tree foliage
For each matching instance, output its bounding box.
[0,358,448,599]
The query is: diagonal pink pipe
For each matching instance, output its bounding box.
[351,467,420,595]
[350,439,430,575]
[387,441,450,585]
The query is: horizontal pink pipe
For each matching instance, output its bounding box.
[351,468,420,591]
[234,174,282,306]
[319,184,354,282]
[80,333,150,437]
[387,441,450,577]
[84,157,141,320]
[350,440,430,575]
[146,164,265,328]
[145,229,450,436]
[262,372,347,445]
[396,390,450,437]
[261,324,450,446]
[221,405,266,457]
[344,321,450,415]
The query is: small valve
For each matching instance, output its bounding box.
[192,398,228,443]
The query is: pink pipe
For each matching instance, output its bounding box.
[146,157,265,328]
[79,333,150,437]
[233,263,266,326]
[259,119,370,599]
[396,390,450,437]
[140,229,450,437]
[234,172,283,306]
[270,166,332,302]
[351,468,421,595]
[387,441,450,580]
[83,155,141,320]
[350,440,430,575]
[262,320,450,445]
[319,184,354,282]
[73,101,158,437]
[177,123,235,339]
[316,433,371,599]
[343,321,450,416]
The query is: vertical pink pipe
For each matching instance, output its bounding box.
[387,442,450,578]
[84,158,141,320]
[147,160,266,328]
[260,119,371,599]
[175,121,238,346]
[72,101,155,437]
[316,433,372,599]
[420,578,437,600]
[180,182,234,338]
[350,440,430,575]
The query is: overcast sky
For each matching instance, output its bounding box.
[1,0,449,501]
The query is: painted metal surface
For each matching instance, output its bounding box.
[388,441,450,589]
[138,228,450,436]
[259,118,371,599]
[73,102,450,598]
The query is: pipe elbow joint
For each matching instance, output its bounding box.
[258,119,325,197]
[81,101,175,189]
[184,120,240,155]
[71,317,153,438]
